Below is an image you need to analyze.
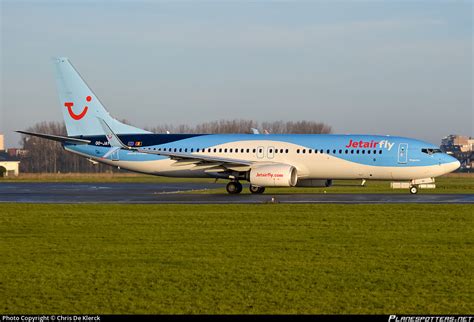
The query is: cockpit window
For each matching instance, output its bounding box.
[422,148,442,155]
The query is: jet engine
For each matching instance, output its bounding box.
[249,164,298,187]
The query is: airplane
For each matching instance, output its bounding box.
[18,57,460,195]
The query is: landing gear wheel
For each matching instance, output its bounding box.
[249,185,265,194]
[226,181,243,194]
[410,186,418,194]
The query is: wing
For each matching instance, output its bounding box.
[136,148,253,172]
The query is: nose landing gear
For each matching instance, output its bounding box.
[249,185,265,194]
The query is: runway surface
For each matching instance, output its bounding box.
[0,182,473,204]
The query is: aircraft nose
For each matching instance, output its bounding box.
[452,159,461,171]
[443,156,460,173]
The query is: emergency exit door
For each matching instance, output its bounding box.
[398,143,408,164]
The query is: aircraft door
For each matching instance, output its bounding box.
[267,146,275,159]
[397,143,408,164]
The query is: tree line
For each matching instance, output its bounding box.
[19,120,332,173]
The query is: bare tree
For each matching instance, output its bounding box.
[148,119,331,135]
[19,122,115,173]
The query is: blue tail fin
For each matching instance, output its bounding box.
[53,57,150,136]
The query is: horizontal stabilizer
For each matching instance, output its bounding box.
[16,130,91,144]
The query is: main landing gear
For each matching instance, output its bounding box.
[225,182,266,194]
[226,181,243,194]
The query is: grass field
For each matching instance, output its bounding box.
[1,204,472,314]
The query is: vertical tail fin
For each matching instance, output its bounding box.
[53,57,150,136]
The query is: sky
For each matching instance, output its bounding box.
[0,0,472,148]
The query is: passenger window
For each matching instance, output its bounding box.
[356,150,359,154]
[326,149,330,154]
[285,149,289,153]
[320,149,323,154]
[333,149,336,154]
[345,150,348,154]
[297,149,300,154]
[302,149,306,154]
[253,149,256,153]
[338,149,342,154]
[379,150,382,154]
[351,150,354,154]
[362,150,365,154]
[246,149,250,153]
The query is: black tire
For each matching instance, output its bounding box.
[235,181,243,194]
[249,185,265,194]
[410,186,418,194]
[226,181,242,194]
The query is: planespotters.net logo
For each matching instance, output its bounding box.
[388,315,473,322]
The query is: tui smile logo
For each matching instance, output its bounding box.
[64,96,91,120]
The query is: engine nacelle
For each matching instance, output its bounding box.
[296,179,332,187]
[249,164,298,187]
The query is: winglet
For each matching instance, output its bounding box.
[97,117,129,149]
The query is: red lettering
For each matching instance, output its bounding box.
[346,139,380,149]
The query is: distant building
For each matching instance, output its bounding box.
[441,135,474,170]
[0,151,20,177]
[0,134,21,177]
